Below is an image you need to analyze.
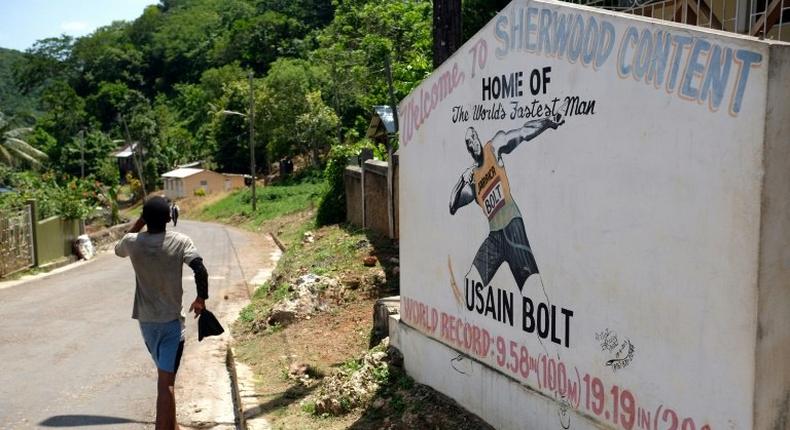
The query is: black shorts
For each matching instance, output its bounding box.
[472,217,538,290]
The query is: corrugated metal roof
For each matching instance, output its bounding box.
[112,142,138,158]
[366,105,397,139]
[161,168,204,178]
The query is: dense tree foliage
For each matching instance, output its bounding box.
[1,0,497,199]
[0,49,39,120]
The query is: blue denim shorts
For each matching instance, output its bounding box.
[139,319,185,373]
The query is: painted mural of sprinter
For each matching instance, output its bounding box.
[449,115,564,291]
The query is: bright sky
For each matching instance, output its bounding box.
[0,0,155,52]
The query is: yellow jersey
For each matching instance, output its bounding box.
[473,143,522,231]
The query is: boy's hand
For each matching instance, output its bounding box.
[189,297,205,318]
[128,217,146,233]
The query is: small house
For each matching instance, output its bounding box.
[161,168,248,200]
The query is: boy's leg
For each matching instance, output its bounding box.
[141,320,184,430]
[156,369,179,430]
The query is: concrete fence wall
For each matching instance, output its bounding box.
[363,160,389,236]
[35,216,81,265]
[2,198,132,277]
[344,155,399,239]
[344,167,363,227]
[393,153,400,239]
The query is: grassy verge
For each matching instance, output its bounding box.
[191,178,323,231]
[0,266,47,282]
[234,218,394,336]
[119,200,142,220]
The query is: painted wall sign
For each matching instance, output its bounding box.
[399,1,770,429]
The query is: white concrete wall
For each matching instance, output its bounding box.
[398,0,789,428]
[398,321,585,430]
[163,178,185,200]
[754,45,790,430]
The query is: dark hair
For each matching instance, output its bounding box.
[142,196,171,231]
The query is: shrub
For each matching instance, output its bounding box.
[316,141,378,226]
[194,188,206,196]
[125,172,143,200]
[0,170,98,220]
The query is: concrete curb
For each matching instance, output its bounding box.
[0,221,130,290]
[228,345,271,430]
[0,252,102,290]
[269,232,286,252]
[0,221,132,290]
[37,255,78,272]
[225,232,280,430]
[226,345,247,429]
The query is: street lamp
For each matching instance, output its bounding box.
[215,72,257,211]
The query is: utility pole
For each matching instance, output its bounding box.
[78,129,85,179]
[384,54,399,132]
[433,0,462,68]
[249,71,257,212]
[384,53,399,239]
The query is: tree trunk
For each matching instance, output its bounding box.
[433,0,463,69]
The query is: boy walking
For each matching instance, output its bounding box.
[115,196,209,429]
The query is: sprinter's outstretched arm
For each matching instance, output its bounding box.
[494,114,564,158]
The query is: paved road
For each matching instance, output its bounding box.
[0,220,273,430]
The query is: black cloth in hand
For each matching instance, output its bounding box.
[198,310,224,341]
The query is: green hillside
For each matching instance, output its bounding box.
[0,0,503,186]
[0,47,39,121]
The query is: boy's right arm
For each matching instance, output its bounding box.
[115,218,145,257]
[128,217,146,233]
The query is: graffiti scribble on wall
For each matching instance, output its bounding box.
[596,328,635,371]
[557,395,572,429]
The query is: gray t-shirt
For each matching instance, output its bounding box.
[115,230,200,323]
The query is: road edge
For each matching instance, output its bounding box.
[227,230,280,430]
[226,345,247,429]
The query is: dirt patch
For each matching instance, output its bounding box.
[264,209,317,237]
[234,297,493,430]
[234,299,376,429]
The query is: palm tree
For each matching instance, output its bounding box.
[0,112,48,170]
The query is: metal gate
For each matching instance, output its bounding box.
[0,204,35,278]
